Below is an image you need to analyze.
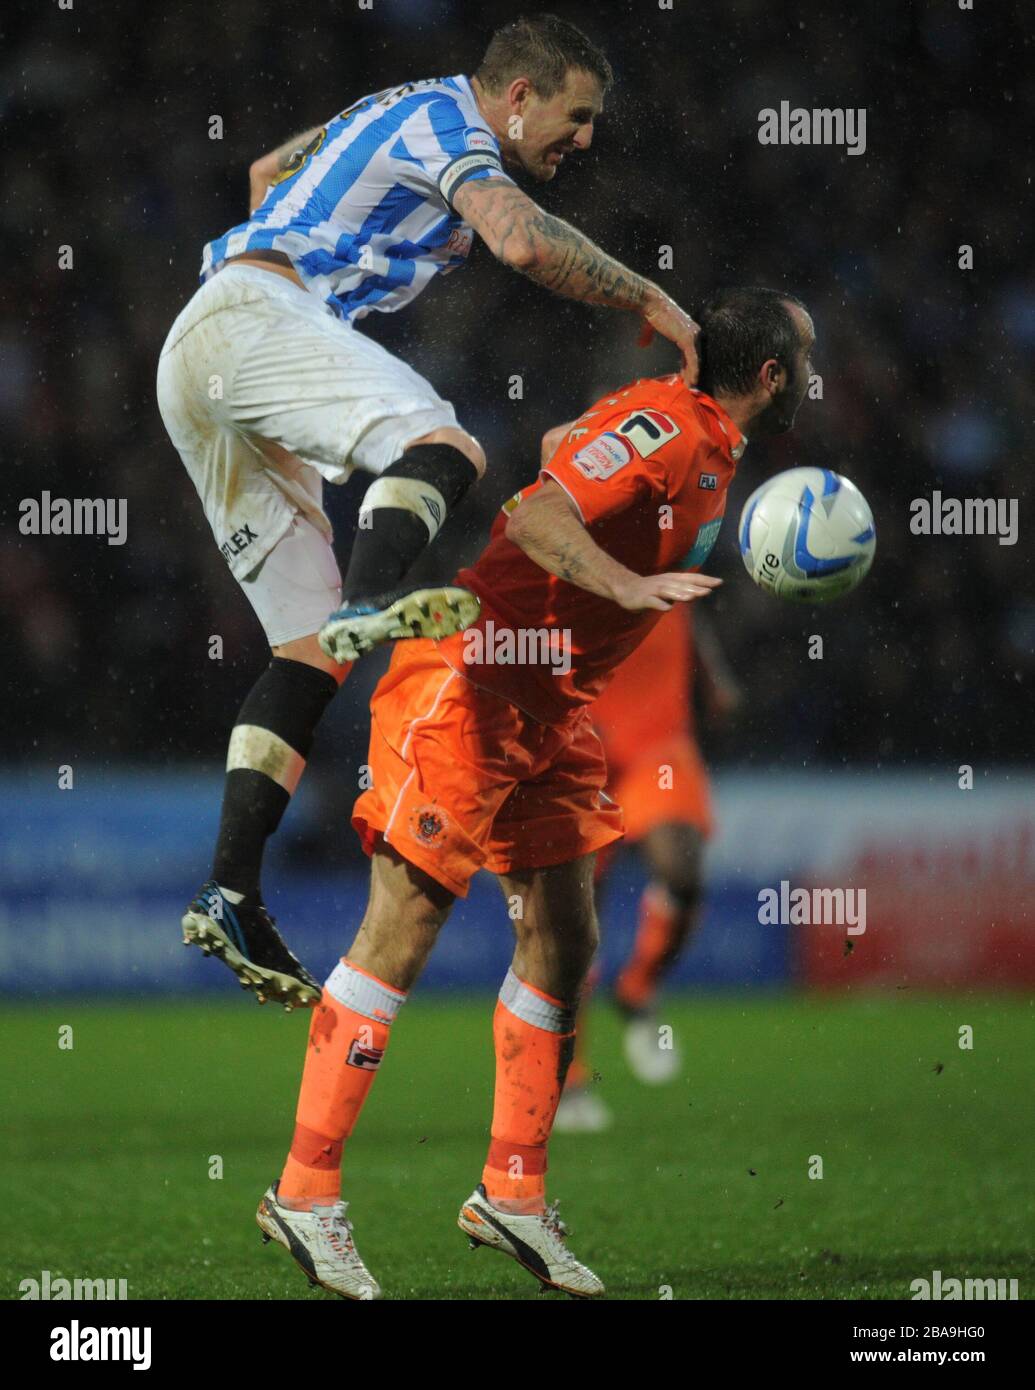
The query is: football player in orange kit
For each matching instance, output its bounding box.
[555,602,742,1132]
[255,287,814,1298]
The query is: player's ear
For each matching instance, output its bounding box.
[507,76,533,111]
[760,357,784,395]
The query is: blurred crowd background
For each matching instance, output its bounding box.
[3,0,1031,802]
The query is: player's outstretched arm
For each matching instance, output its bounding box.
[453,180,699,373]
[248,126,325,212]
[505,480,720,612]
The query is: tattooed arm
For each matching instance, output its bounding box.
[504,480,721,612]
[248,126,325,212]
[452,179,699,369]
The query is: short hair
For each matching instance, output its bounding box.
[475,13,613,99]
[696,287,808,397]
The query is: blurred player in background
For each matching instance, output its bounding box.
[157,14,702,1008]
[555,603,741,1133]
[253,288,814,1299]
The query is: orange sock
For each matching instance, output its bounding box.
[482,969,576,1215]
[278,959,406,1208]
[615,882,682,1012]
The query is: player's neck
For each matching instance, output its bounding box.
[686,373,754,439]
[468,76,508,147]
[712,394,755,437]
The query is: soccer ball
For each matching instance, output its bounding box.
[738,467,876,603]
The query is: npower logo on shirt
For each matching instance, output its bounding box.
[572,433,632,480]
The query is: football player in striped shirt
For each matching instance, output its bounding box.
[158,15,701,1008]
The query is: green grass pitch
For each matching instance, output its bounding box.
[3,993,1032,1300]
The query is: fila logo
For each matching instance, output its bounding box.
[614,410,681,458]
[699,473,718,490]
[346,1039,385,1070]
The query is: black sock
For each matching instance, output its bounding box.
[342,443,478,600]
[212,658,338,898]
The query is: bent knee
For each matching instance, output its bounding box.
[271,633,350,684]
[407,426,487,479]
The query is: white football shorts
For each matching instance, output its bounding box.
[156,263,460,644]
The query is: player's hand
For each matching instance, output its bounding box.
[613,572,721,612]
[638,291,701,384]
[248,153,279,213]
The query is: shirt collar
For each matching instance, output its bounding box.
[688,387,748,461]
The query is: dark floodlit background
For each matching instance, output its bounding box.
[4,0,1031,789]
[0,0,1031,958]
[2,0,1033,1310]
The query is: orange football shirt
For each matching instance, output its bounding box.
[591,604,695,768]
[437,375,744,725]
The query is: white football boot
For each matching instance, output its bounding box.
[319,585,480,664]
[257,1182,381,1300]
[553,1086,613,1134]
[623,1014,682,1085]
[458,1184,604,1298]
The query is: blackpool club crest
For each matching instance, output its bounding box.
[408,804,449,848]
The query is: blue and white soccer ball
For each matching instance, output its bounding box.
[738,467,876,603]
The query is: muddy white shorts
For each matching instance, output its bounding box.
[155,263,459,643]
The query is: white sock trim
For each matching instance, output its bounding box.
[498,968,575,1034]
[226,724,305,795]
[325,960,407,1023]
[359,476,447,542]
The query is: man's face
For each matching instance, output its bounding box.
[759,304,816,435]
[504,70,604,182]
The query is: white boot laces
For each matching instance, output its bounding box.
[316,1201,356,1256]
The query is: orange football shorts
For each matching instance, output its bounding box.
[352,641,625,897]
[604,733,714,844]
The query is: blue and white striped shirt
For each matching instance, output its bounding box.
[201,75,512,322]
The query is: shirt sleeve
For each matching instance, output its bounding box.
[398,95,513,212]
[541,417,685,526]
